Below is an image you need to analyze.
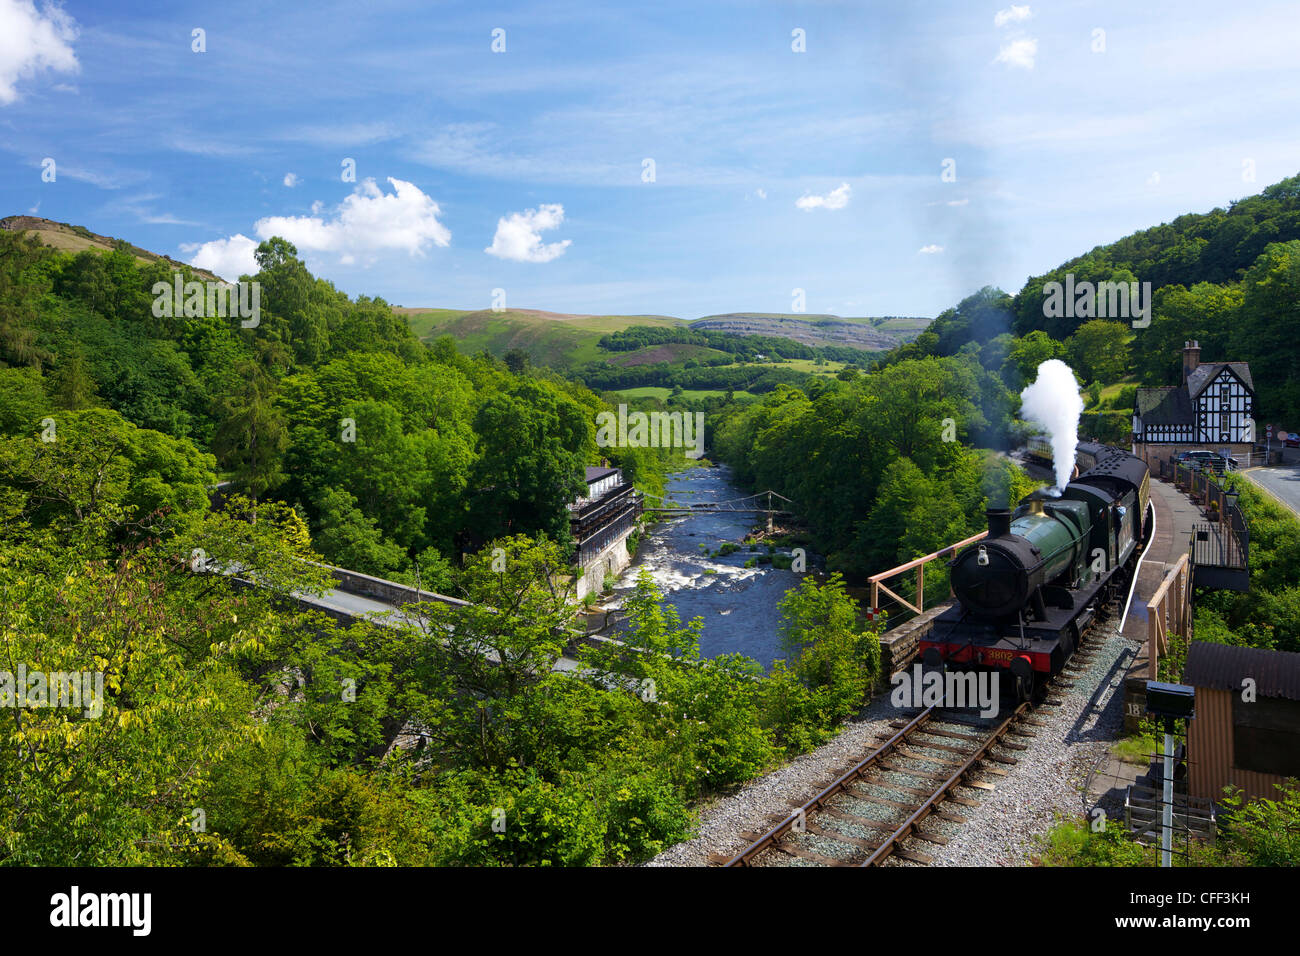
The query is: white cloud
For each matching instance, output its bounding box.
[946,198,969,207]
[0,0,78,105]
[755,188,767,200]
[995,37,1038,70]
[1146,171,1162,186]
[795,182,851,211]
[485,203,572,263]
[310,199,324,215]
[994,5,1032,28]
[184,177,451,277]
[918,244,944,254]
[181,234,259,281]
[283,172,299,187]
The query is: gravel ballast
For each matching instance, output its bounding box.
[648,618,1135,867]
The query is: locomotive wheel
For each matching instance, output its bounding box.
[1014,672,1033,703]
[1009,658,1034,704]
[1062,622,1079,661]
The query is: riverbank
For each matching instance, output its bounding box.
[585,463,812,668]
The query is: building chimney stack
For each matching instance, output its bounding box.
[1182,340,1201,384]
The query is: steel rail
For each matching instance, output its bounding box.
[859,702,1028,866]
[723,705,937,867]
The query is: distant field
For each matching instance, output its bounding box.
[395,308,471,339]
[396,307,685,366]
[396,304,929,368]
[757,357,847,375]
[611,386,759,402]
[608,343,731,367]
[873,316,932,331]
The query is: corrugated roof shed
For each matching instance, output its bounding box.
[1183,641,1300,701]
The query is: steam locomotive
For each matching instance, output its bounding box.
[918,442,1151,704]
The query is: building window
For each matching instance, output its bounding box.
[1233,695,1300,777]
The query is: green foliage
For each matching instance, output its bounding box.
[0,406,215,541]
[1035,779,1300,868]
[1217,781,1300,866]
[1033,818,1158,867]
[1196,477,1300,653]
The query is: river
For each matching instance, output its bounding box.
[600,463,804,669]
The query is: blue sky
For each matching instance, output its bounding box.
[3,0,1299,319]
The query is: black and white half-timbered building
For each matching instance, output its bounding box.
[1133,341,1255,469]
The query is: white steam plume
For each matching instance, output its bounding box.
[1020,359,1083,494]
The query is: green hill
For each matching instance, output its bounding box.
[0,215,223,283]
[398,306,930,368]
[893,171,1300,423]
[395,307,685,366]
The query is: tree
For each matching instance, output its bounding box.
[254,237,329,364]
[468,380,590,546]
[1002,330,1067,390]
[0,407,215,541]
[411,536,575,771]
[0,367,47,436]
[777,573,882,724]
[1233,241,1300,422]
[503,348,529,375]
[1066,319,1130,384]
[49,348,98,410]
[312,487,407,575]
[211,362,288,502]
[0,230,53,368]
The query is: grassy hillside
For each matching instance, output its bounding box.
[397,307,686,366]
[607,343,731,366]
[689,313,929,351]
[0,215,222,283]
[398,306,932,370]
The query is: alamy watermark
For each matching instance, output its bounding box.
[595,404,705,459]
[1042,273,1150,328]
[1,665,104,718]
[890,663,999,718]
[152,274,260,328]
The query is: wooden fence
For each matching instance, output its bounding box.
[868,530,987,617]
[1146,551,1193,679]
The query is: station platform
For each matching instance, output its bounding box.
[1119,477,1200,646]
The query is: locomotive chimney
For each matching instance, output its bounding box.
[986,508,1011,538]
[1182,340,1201,385]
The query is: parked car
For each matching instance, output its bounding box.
[1175,450,1238,472]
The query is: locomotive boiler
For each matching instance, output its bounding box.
[919,443,1151,704]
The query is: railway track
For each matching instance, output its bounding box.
[719,611,1113,867]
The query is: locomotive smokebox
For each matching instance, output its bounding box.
[986,508,1012,538]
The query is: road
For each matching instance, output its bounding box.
[1242,460,1300,519]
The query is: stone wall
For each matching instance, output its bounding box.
[575,532,635,601]
[878,602,954,676]
[309,560,471,609]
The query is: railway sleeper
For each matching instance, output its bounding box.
[772,842,851,867]
[822,807,898,832]
[877,760,957,782]
[891,847,935,865]
[911,726,988,744]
